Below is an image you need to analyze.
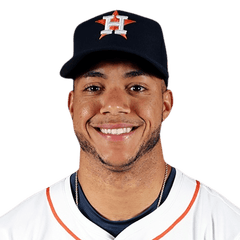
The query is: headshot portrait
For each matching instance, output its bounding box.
[0,1,240,239]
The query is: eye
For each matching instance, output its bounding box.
[84,85,102,92]
[129,85,146,92]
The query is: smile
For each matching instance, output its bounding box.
[100,127,133,135]
[94,127,139,142]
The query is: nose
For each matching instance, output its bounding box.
[100,88,131,115]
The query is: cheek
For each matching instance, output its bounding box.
[133,96,163,126]
[73,99,99,128]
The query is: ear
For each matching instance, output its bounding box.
[68,91,74,119]
[162,90,173,121]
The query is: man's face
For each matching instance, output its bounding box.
[68,58,172,172]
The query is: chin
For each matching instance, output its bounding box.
[98,153,138,173]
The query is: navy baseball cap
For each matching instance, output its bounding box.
[60,10,169,86]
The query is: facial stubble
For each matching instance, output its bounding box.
[75,124,161,172]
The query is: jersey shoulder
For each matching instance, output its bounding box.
[200,183,240,214]
[0,178,66,240]
[183,172,240,239]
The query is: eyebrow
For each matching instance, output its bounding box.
[83,71,106,78]
[124,70,149,78]
[82,69,149,79]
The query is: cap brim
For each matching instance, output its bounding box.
[60,47,168,84]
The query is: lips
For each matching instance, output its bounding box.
[91,123,140,142]
[94,123,138,129]
[94,127,138,135]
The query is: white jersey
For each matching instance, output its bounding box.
[0,169,240,240]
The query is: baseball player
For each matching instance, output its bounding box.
[0,10,240,240]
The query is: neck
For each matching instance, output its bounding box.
[78,141,170,221]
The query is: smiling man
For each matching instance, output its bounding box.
[1,10,240,240]
[68,52,172,224]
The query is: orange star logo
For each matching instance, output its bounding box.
[96,11,136,39]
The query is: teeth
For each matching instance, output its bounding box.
[100,127,133,135]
